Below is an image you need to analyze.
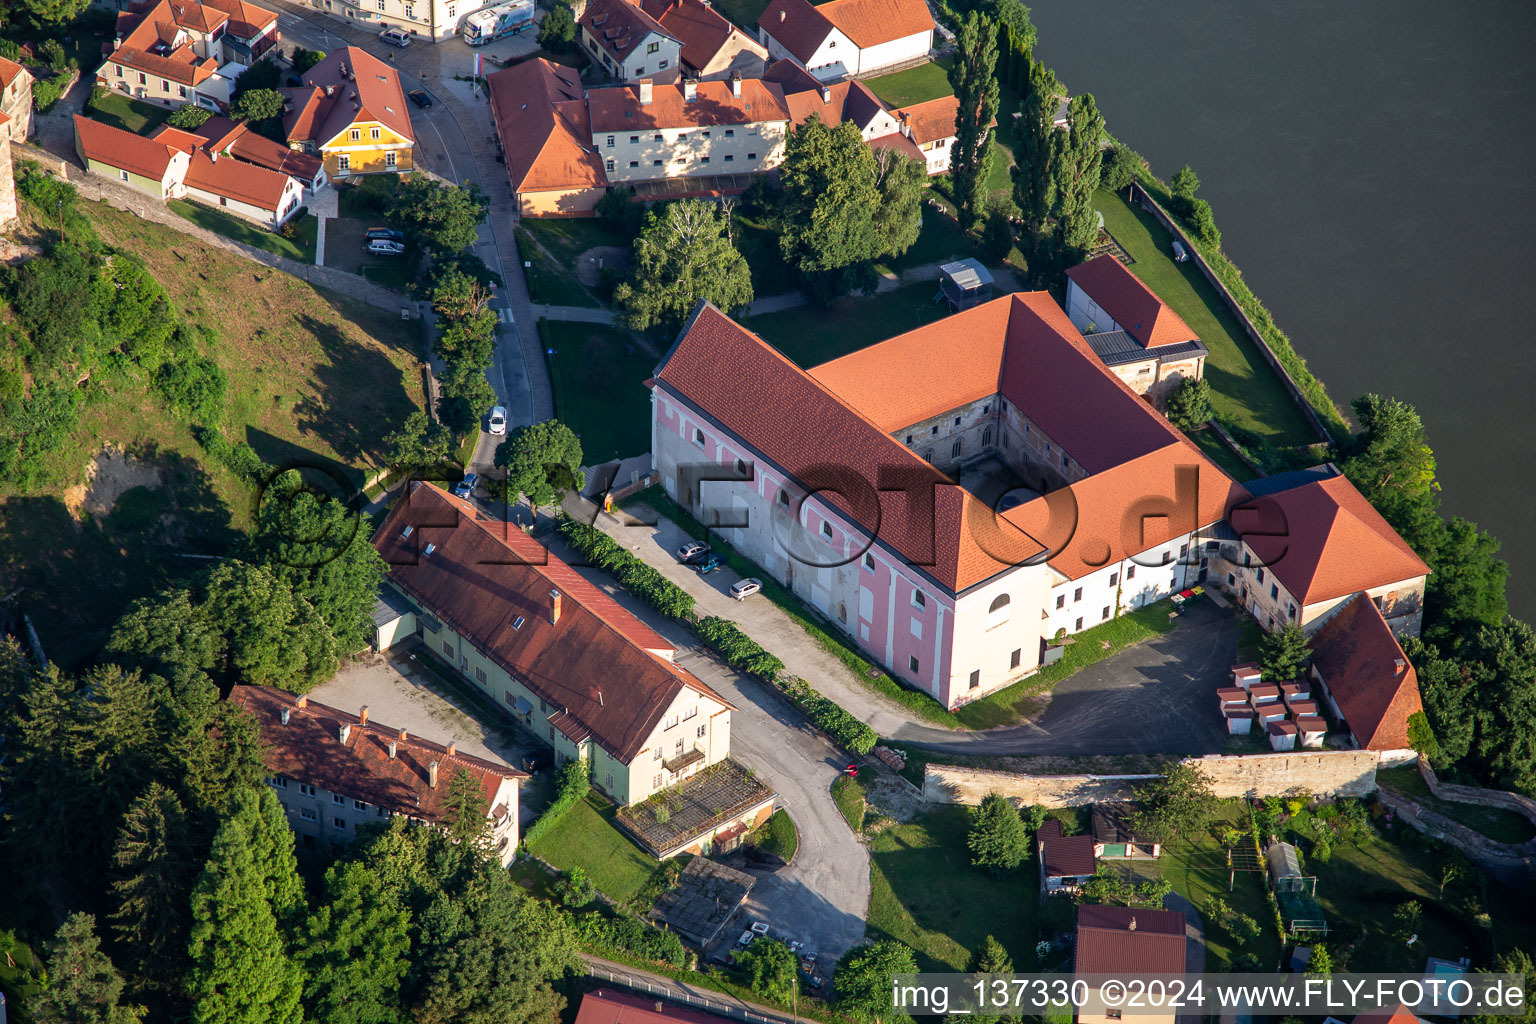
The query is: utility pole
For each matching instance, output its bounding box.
[56,198,62,238]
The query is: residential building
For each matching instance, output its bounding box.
[640,0,767,78]
[74,114,191,199]
[779,75,900,141]
[488,58,608,215]
[96,0,277,112]
[1038,818,1096,893]
[301,0,473,42]
[190,115,328,191]
[650,295,1246,709]
[373,481,737,806]
[757,0,933,80]
[579,0,682,82]
[1308,592,1424,757]
[1065,254,1208,407]
[1074,905,1187,1024]
[1219,464,1430,636]
[281,46,416,178]
[890,94,958,174]
[0,56,36,141]
[589,76,790,183]
[230,684,527,865]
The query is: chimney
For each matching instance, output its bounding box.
[730,70,741,98]
[388,740,398,758]
[339,722,352,744]
[819,84,830,104]
[1394,657,1406,673]
[655,1005,664,1014]
[296,695,308,709]
[429,761,439,788]
[398,728,408,742]
[550,588,563,625]
[778,7,784,19]
[359,705,370,725]
[597,688,605,707]
[325,83,335,96]
[280,707,291,726]
[210,149,218,162]
[446,742,457,757]
[1128,916,1137,931]
[683,78,697,102]
[638,80,653,105]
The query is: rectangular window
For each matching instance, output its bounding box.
[1073,587,1083,602]
[1075,617,1083,631]
[912,590,926,610]
[1102,606,1111,621]
[1010,648,1021,669]
[338,155,350,172]
[647,41,659,53]
[658,59,667,68]
[674,739,684,755]
[654,134,663,141]
[442,641,453,657]
[179,85,187,97]
[699,156,709,163]
[908,655,920,673]
[299,783,316,797]
[333,817,346,829]
[1055,594,1065,609]
[1126,564,1135,580]
[120,170,129,182]
[116,64,123,77]
[606,160,615,171]
[1109,572,1119,586]
[475,667,487,683]
[1271,583,1279,600]
[1289,603,1297,620]
[653,774,662,788]
[370,127,380,140]
[606,135,615,147]
[1180,543,1190,558]
[665,714,679,729]
[384,151,397,169]
[692,427,705,447]
[354,800,368,810]
[629,135,639,143]
[605,772,614,790]
[1256,568,1266,584]
[219,197,227,207]
[725,128,734,136]
[653,159,663,166]
[270,775,288,788]
[654,747,662,760]
[333,793,345,805]
[862,553,875,572]
[697,724,707,738]
[629,161,639,167]
[300,808,317,821]
[350,129,361,141]
[969,670,980,690]
[748,152,756,159]
[139,72,146,84]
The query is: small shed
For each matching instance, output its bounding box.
[1224,709,1254,735]
[1248,683,1281,705]
[1215,686,1248,708]
[1296,716,1327,748]
[1038,819,1097,893]
[1267,841,1302,885]
[1267,719,1298,751]
[371,588,417,651]
[648,857,755,947]
[938,259,995,311]
[1231,663,1262,689]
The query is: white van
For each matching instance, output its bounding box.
[378,27,411,46]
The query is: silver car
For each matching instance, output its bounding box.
[379,27,411,46]
[488,406,507,435]
[730,578,762,600]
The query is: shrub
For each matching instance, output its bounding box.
[167,105,213,129]
[31,78,64,113]
[557,867,597,907]
[523,757,590,847]
[1186,198,1221,247]
[573,911,687,968]
[154,354,227,423]
[193,426,270,482]
[982,208,1015,261]
[0,39,19,61]
[1100,142,1142,192]
[694,616,784,680]
[39,39,68,72]
[1164,376,1213,430]
[596,184,643,234]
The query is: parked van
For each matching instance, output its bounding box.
[378,27,411,46]
[1171,240,1190,263]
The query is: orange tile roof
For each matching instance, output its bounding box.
[487,59,607,194]
[576,989,741,1024]
[1231,474,1430,606]
[373,482,733,764]
[74,114,181,181]
[1066,254,1197,349]
[183,149,294,210]
[109,44,220,86]
[581,0,675,62]
[284,46,415,146]
[640,0,738,72]
[1309,594,1423,751]
[230,684,525,823]
[816,0,933,48]
[783,79,886,131]
[0,55,28,91]
[171,2,228,33]
[655,302,1045,594]
[867,129,924,162]
[149,124,207,154]
[892,94,958,145]
[587,78,789,132]
[757,0,835,64]
[198,0,277,37]
[1075,905,1186,974]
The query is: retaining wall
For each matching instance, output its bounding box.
[923,749,1381,807]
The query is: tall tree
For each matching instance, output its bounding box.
[614,200,754,331]
[871,149,926,259]
[443,766,492,849]
[385,410,455,473]
[28,913,143,1024]
[493,419,584,511]
[967,792,1030,875]
[735,937,798,1005]
[186,787,306,1024]
[110,783,199,993]
[298,860,413,1024]
[1050,93,1106,259]
[1260,623,1310,682]
[1012,61,1061,236]
[389,177,489,252]
[958,936,1015,1024]
[1130,761,1217,844]
[248,471,389,651]
[948,11,1001,227]
[778,115,883,300]
[1425,515,1508,641]
[1339,394,1441,551]
[834,941,918,1024]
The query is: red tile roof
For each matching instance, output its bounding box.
[487,59,607,194]
[107,0,226,85]
[587,78,789,133]
[1038,819,1097,878]
[581,0,675,63]
[762,56,822,95]
[1231,474,1430,606]
[0,55,28,91]
[867,129,924,162]
[891,94,958,145]
[148,124,206,154]
[1066,254,1198,350]
[640,0,744,73]
[782,79,887,132]
[183,148,294,211]
[1075,904,1186,974]
[74,114,182,181]
[816,0,933,47]
[373,482,733,764]
[757,0,836,64]
[284,46,415,147]
[1309,593,1422,750]
[199,0,277,37]
[229,684,524,823]
[576,989,738,1024]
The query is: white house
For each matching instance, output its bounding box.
[579,0,682,81]
[757,0,933,81]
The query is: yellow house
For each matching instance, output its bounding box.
[280,45,415,178]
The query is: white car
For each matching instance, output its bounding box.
[487,406,507,435]
[367,238,405,255]
[730,577,763,601]
[379,27,411,46]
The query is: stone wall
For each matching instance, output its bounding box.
[923,749,1381,807]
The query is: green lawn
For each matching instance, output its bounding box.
[527,791,660,903]
[953,601,1180,729]
[879,203,989,275]
[84,91,172,134]
[867,805,1041,972]
[1375,767,1536,844]
[360,259,413,292]
[749,281,949,367]
[748,808,799,862]
[864,57,955,108]
[522,216,632,265]
[832,770,869,831]
[1095,190,1316,445]
[518,227,599,307]
[542,319,654,463]
[168,201,318,263]
[1190,426,1259,482]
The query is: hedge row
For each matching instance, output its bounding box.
[557,516,695,620]
[193,425,270,483]
[574,911,687,968]
[694,616,784,680]
[523,758,590,848]
[786,678,877,755]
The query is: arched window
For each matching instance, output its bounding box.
[988,592,1011,626]
[952,440,962,459]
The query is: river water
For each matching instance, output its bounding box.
[1030,0,1536,621]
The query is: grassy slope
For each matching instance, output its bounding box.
[542,320,655,464]
[867,805,1041,972]
[527,791,659,902]
[1375,767,1536,844]
[1095,190,1316,445]
[169,201,318,263]
[0,200,425,667]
